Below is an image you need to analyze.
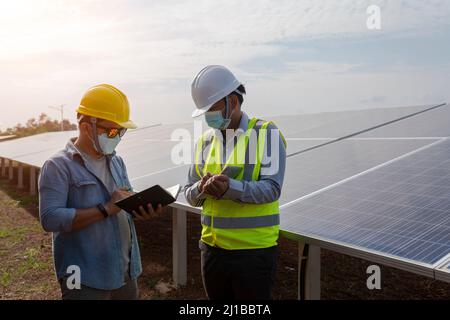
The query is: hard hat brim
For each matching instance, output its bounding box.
[117,119,137,129]
[191,104,213,118]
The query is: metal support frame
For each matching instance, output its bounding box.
[1,157,5,178]
[8,159,13,181]
[298,242,321,300]
[30,167,37,196]
[172,207,187,287]
[17,163,24,189]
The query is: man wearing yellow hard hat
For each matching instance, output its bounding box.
[38,84,163,299]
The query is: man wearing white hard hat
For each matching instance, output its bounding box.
[185,65,287,300]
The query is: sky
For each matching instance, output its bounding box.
[0,0,449,130]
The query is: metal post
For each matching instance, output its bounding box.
[49,104,65,131]
[172,207,187,287]
[17,163,24,189]
[30,167,37,196]
[298,242,321,300]
[8,159,13,181]
[1,157,5,178]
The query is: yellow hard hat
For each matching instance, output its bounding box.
[76,84,137,129]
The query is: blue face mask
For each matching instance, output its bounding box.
[205,96,232,130]
[205,110,231,130]
[97,133,121,155]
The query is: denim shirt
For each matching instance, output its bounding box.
[38,138,142,290]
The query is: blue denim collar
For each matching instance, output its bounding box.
[64,137,115,161]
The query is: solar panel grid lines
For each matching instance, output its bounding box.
[281,207,433,257]
[280,225,438,278]
[344,182,447,210]
[280,138,447,209]
[297,202,427,243]
[354,183,449,218]
[280,137,450,267]
[394,241,448,264]
[283,105,441,139]
[282,205,449,266]
[286,103,447,158]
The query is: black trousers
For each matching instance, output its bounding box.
[59,273,138,300]
[200,241,277,300]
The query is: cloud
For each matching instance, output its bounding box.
[0,0,449,127]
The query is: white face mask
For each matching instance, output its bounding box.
[87,123,122,155]
[96,133,121,155]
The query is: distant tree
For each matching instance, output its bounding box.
[0,113,77,138]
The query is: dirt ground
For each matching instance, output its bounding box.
[0,179,449,300]
[0,180,59,299]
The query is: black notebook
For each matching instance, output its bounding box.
[115,184,181,216]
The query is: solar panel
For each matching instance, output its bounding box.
[280,138,450,276]
[276,105,435,139]
[435,257,450,283]
[129,138,447,253]
[0,104,441,169]
[0,131,75,167]
[280,138,439,205]
[359,104,450,138]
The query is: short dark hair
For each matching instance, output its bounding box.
[232,84,246,106]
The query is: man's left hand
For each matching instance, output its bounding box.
[203,174,230,199]
[132,203,164,220]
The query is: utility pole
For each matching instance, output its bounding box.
[49,104,65,131]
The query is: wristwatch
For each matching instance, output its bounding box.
[97,203,109,218]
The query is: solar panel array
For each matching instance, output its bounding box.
[0,131,75,167]
[0,103,449,282]
[281,138,450,275]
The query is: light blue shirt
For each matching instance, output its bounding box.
[185,112,286,206]
[76,148,132,281]
[38,138,142,290]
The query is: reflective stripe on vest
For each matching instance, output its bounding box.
[201,213,280,229]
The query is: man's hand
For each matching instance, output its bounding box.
[203,174,230,199]
[105,188,134,215]
[198,172,213,193]
[132,203,164,221]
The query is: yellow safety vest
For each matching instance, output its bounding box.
[194,117,286,250]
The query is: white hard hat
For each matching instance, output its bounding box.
[191,65,242,118]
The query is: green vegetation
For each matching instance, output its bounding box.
[0,113,76,139]
[0,272,11,287]
[0,178,58,299]
[0,180,38,207]
[17,247,52,276]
